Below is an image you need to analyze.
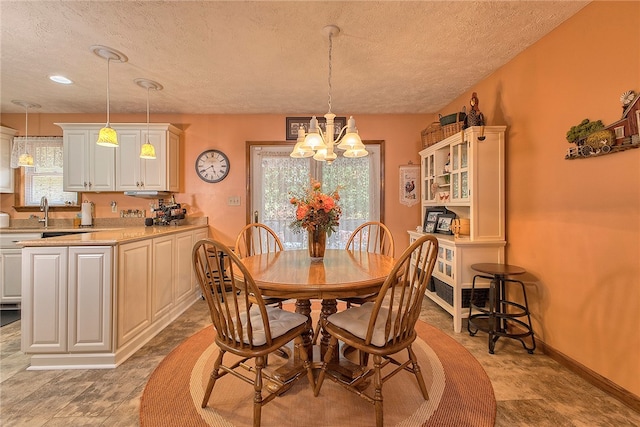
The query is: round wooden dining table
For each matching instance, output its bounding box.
[239,248,396,380]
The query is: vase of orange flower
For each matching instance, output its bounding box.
[289,179,342,261]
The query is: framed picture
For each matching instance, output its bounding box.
[399,164,419,207]
[435,213,456,235]
[285,116,347,140]
[423,207,447,233]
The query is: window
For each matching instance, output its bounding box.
[249,141,383,249]
[13,137,77,206]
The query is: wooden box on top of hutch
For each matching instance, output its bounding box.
[408,125,506,332]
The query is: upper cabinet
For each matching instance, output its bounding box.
[115,124,181,192]
[420,126,506,242]
[0,126,17,193]
[57,123,181,193]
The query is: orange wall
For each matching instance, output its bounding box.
[436,1,639,396]
[0,113,428,248]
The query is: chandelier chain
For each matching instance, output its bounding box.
[327,31,333,114]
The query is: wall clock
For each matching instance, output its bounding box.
[195,149,230,183]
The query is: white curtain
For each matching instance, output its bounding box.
[10,136,62,168]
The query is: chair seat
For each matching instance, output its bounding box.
[327,302,398,347]
[234,306,307,346]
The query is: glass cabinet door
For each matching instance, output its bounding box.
[450,140,469,202]
[422,152,436,203]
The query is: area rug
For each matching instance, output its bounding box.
[140,312,496,427]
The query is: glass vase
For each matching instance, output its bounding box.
[308,227,327,261]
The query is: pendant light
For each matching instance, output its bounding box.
[134,78,163,159]
[91,45,128,147]
[11,100,41,167]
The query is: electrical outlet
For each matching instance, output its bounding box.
[111,201,117,213]
[227,196,241,206]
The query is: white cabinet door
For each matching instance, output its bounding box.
[0,126,16,193]
[117,240,152,348]
[151,234,174,321]
[115,129,143,191]
[68,247,112,352]
[174,231,195,304]
[0,249,22,303]
[61,125,115,192]
[138,130,167,190]
[22,247,68,353]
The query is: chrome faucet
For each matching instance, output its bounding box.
[39,196,49,228]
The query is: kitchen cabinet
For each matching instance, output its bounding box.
[68,247,112,352]
[0,233,41,304]
[115,124,181,192]
[21,246,112,354]
[58,124,116,192]
[0,126,17,193]
[151,234,174,321]
[57,123,181,193]
[412,125,506,332]
[117,239,153,348]
[20,226,206,369]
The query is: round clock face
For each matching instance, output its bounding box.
[195,149,230,183]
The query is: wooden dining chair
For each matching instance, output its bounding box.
[313,221,395,344]
[193,238,315,427]
[313,234,438,427]
[235,223,289,308]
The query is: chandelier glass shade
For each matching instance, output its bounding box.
[290,25,368,164]
[11,100,40,167]
[92,45,128,147]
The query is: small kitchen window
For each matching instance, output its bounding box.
[11,136,79,208]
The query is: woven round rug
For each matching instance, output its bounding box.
[141,314,495,426]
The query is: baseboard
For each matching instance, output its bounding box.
[511,326,640,412]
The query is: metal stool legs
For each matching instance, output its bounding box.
[468,273,536,354]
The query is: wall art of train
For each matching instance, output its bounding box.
[565,90,640,159]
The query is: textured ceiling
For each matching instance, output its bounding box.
[0,1,588,115]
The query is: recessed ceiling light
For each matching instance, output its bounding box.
[49,75,73,84]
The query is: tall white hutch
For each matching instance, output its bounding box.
[408,125,506,332]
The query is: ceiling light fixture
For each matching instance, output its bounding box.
[49,75,73,85]
[134,78,163,160]
[91,45,128,147]
[11,100,41,167]
[290,25,367,164]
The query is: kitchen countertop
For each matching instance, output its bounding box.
[4,223,208,247]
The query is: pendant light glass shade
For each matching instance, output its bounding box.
[91,45,128,147]
[18,153,34,167]
[11,100,40,168]
[134,78,163,160]
[290,126,314,158]
[96,126,118,147]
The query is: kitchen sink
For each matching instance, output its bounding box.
[41,231,89,238]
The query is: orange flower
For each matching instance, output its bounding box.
[289,180,343,236]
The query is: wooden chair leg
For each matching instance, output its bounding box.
[295,335,316,390]
[408,345,429,400]
[202,349,225,408]
[314,336,338,397]
[253,355,265,427]
[373,354,384,427]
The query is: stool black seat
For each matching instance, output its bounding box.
[468,263,536,354]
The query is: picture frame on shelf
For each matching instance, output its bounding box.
[423,206,447,233]
[435,213,456,235]
[285,116,347,140]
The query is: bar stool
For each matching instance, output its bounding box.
[468,263,536,354]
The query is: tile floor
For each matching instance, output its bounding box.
[1,298,639,426]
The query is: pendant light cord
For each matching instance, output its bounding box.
[146,87,150,143]
[106,58,111,126]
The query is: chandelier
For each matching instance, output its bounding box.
[290,25,368,164]
[11,100,41,167]
[91,45,128,147]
